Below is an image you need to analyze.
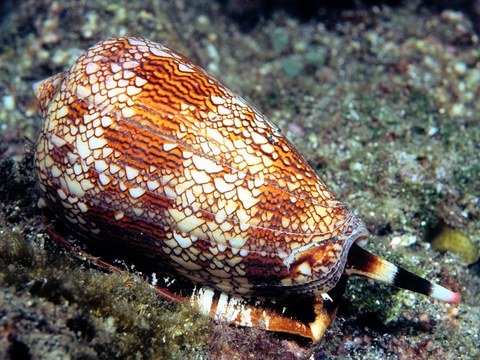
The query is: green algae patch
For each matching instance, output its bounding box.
[0,228,211,359]
[430,226,478,265]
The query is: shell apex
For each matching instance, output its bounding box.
[33,72,66,111]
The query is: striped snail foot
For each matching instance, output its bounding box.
[187,281,346,342]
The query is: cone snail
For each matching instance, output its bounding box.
[33,37,460,341]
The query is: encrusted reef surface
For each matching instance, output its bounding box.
[0,0,478,358]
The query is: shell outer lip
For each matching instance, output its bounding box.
[283,212,368,269]
[280,213,369,295]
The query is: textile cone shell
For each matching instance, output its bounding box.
[33,37,366,297]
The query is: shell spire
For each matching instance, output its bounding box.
[345,243,461,303]
[33,72,67,112]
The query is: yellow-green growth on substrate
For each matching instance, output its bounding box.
[431,226,478,265]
